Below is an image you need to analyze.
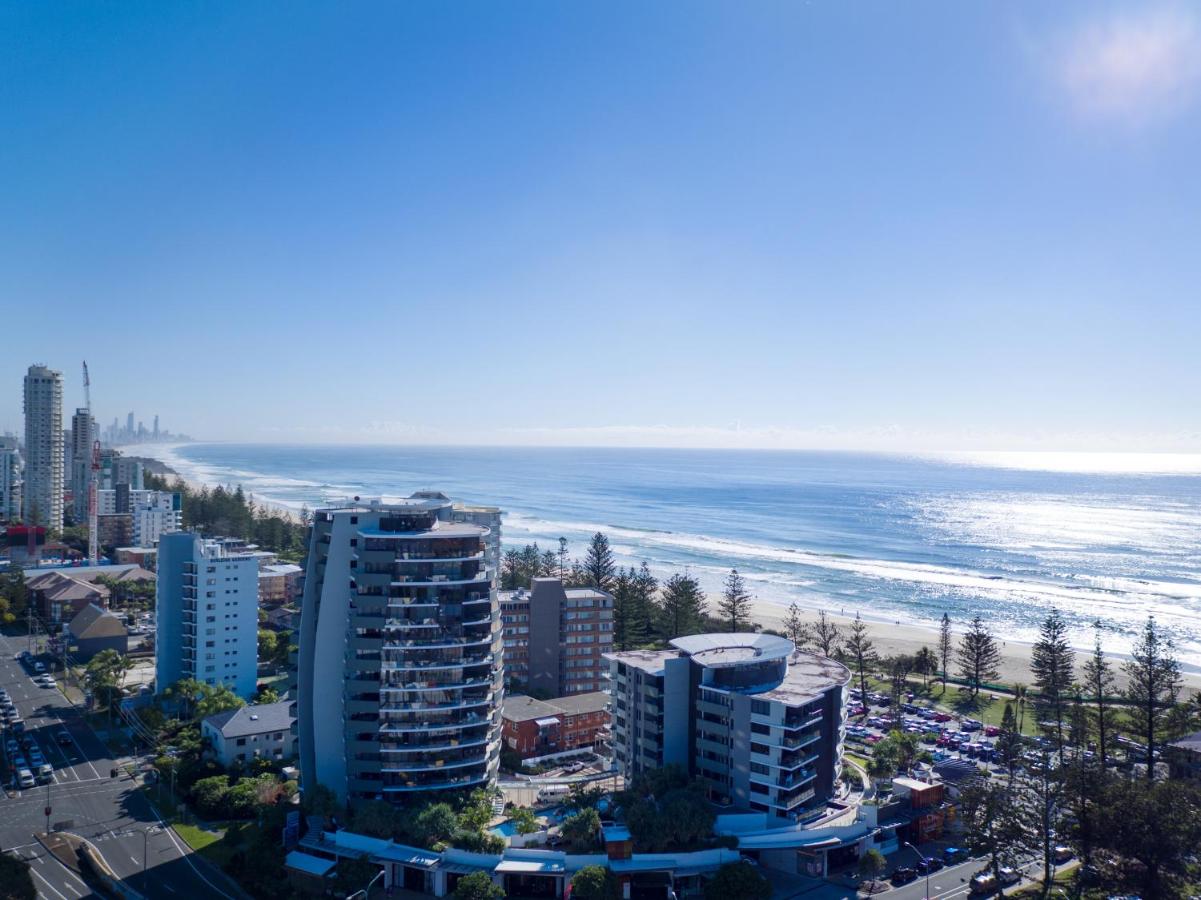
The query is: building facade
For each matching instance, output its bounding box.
[156,532,260,698]
[69,407,96,522]
[258,562,303,606]
[0,434,21,523]
[23,365,64,529]
[606,634,850,823]
[499,578,613,696]
[97,488,182,546]
[501,691,610,761]
[296,494,504,807]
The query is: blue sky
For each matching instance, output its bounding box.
[2,2,1199,450]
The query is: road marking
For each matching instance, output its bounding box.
[29,866,71,900]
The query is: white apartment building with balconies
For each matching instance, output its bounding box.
[296,494,504,807]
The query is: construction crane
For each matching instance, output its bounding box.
[83,361,101,565]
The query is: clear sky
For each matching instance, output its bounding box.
[2,2,1199,451]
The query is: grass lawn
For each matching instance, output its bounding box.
[175,821,225,854]
[861,677,1044,736]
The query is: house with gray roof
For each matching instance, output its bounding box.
[65,602,128,661]
[202,701,296,767]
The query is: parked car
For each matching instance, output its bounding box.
[1053,846,1074,864]
[891,867,918,885]
[984,725,1000,737]
[916,857,944,874]
[943,847,968,864]
[16,768,35,789]
[36,763,53,784]
[32,661,45,674]
[998,867,1020,886]
[55,730,73,747]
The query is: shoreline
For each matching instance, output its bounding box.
[127,443,1200,690]
[750,602,1201,691]
[124,448,303,524]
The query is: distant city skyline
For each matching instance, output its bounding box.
[2,3,1199,452]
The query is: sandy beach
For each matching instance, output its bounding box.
[751,601,1201,692]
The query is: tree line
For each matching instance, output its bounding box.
[145,472,308,560]
[501,532,763,647]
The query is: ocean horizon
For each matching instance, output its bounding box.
[134,441,1201,670]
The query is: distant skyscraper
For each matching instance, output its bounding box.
[156,532,260,698]
[70,407,96,521]
[296,493,503,806]
[153,415,159,439]
[126,411,134,437]
[23,365,64,529]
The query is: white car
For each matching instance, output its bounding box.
[16,768,35,789]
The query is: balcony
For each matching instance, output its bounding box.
[382,655,491,672]
[382,770,491,792]
[381,675,491,693]
[381,751,490,773]
[379,713,491,734]
[380,694,493,715]
[380,736,490,754]
[383,633,494,651]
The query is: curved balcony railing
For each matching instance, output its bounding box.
[380,735,490,754]
[382,675,492,693]
[381,770,492,792]
[386,629,494,644]
[381,655,492,672]
[378,713,493,734]
[381,751,491,773]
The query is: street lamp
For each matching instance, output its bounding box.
[115,826,160,889]
[902,840,931,900]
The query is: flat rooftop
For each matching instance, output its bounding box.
[604,649,674,676]
[756,651,851,705]
[671,633,793,668]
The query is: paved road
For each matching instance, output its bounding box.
[0,629,238,900]
[883,853,1067,900]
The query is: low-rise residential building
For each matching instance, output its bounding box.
[115,546,157,569]
[65,602,128,661]
[258,562,303,606]
[265,605,299,631]
[26,564,156,623]
[606,633,850,823]
[499,578,613,696]
[27,570,110,624]
[97,513,134,550]
[501,691,610,761]
[202,701,296,767]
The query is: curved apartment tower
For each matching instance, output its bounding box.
[606,634,850,822]
[297,494,504,806]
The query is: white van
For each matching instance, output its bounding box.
[537,784,570,802]
[17,768,36,789]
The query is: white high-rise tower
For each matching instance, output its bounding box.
[23,365,64,529]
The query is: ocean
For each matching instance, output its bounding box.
[143,443,1201,669]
